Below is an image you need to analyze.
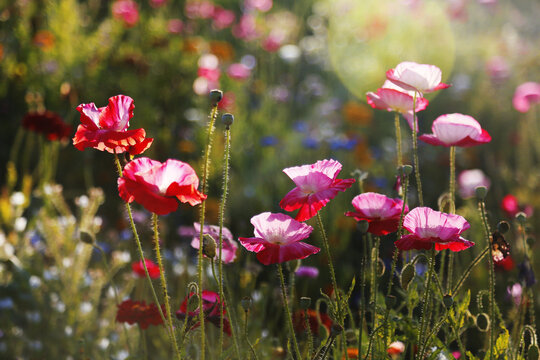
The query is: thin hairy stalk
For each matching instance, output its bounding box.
[411,93,424,206]
[363,324,385,360]
[452,247,489,295]
[198,104,219,359]
[277,264,302,360]
[217,122,232,357]
[304,308,314,358]
[420,309,450,358]
[152,213,182,359]
[113,156,171,338]
[395,112,403,167]
[417,246,436,360]
[223,273,242,358]
[478,199,495,360]
[243,307,259,360]
[370,236,380,358]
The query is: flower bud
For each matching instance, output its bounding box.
[241,296,252,312]
[475,186,488,199]
[299,297,311,310]
[79,230,95,245]
[209,89,223,106]
[357,220,370,234]
[497,221,510,234]
[515,212,527,224]
[528,344,539,360]
[401,165,413,176]
[202,234,217,259]
[400,263,415,291]
[222,113,234,128]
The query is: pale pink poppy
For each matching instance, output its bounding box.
[238,212,319,265]
[387,341,405,356]
[457,169,491,199]
[117,157,206,215]
[212,7,235,29]
[386,61,450,94]
[419,113,491,147]
[167,19,183,34]
[366,87,428,130]
[512,82,540,113]
[262,34,283,52]
[395,207,474,251]
[190,222,238,264]
[245,0,273,12]
[345,192,408,236]
[280,159,355,221]
[227,63,251,80]
[232,14,259,40]
[112,0,139,27]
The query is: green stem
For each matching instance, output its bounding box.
[305,308,314,358]
[420,309,450,358]
[198,105,218,359]
[152,213,182,360]
[370,236,380,359]
[277,263,302,360]
[446,146,456,293]
[244,307,259,360]
[451,247,489,296]
[113,155,175,350]
[417,246,436,360]
[395,112,403,167]
[411,93,424,206]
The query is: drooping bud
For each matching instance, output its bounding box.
[79,230,95,245]
[202,234,217,259]
[400,263,415,291]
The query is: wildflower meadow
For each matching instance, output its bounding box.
[2,0,540,359]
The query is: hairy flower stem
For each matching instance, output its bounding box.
[478,199,495,359]
[277,264,302,360]
[417,246,436,360]
[370,236,380,358]
[412,93,424,206]
[152,213,182,359]
[113,155,177,356]
[452,247,489,295]
[198,105,218,359]
[446,146,456,292]
[217,121,232,357]
[304,308,314,357]
[243,307,259,360]
[394,112,403,167]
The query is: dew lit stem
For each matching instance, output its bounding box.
[198,104,219,359]
[412,93,424,206]
[277,263,302,360]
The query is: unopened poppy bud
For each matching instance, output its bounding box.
[401,165,413,176]
[497,221,510,234]
[475,186,488,199]
[202,234,217,259]
[79,230,95,245]
[528,344,539,360]
[476,313,490,332]
[209,89,223,106]
[401,263,415,291]
[357,220,370,234]
[241,296,252,312]
[515,212,527,224]
[299,297,311,309]
[222,113,234,128]
[345,329,357,342]
[443,295,454,309]
[385,295,396,308]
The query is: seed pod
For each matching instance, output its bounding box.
[475,186,488,199]
[222,113,234,128]
[299,297,311,310]
[209,89,223,106]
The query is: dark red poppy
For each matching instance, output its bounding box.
[175,290,231,336]
[131,259,160,279]
[116,299,165,329]
[292,309,333,336]
[22,111,73,141]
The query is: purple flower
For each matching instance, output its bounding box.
[295,266,319,278]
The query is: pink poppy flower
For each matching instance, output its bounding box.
[366,87,428,130]
[167,19,183,34]
[112,0,139,27]
[387,341,405,356]
[73,95,153,155]
[212,7,235,29]
[512,82,540,113]
[395,207,474,252]
[280,159,355,221]
[386,61,450,94]
[262,34,283,52]
[227,63,251,80]
[345,192,408,236]
[238,212,320,265]
[232,14,259,40]
[117,157,206,215]
[176,290,231,336]
[457,169,491,199]
[190,222,238,264]
[245,0,273,12]
[419,113,491,147]
[131,259,160,279]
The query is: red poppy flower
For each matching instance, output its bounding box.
[22,111,73,141]
[175,290,231,336]
[116,299,165,329]
[73,95,153,155]
[292,309,332,335]
[131,259,160,279]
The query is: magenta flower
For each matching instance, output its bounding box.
[395,207,474,252]
[212,7,235,29]
[419,113,491,147]
[227,63,251,81]
[386,61,450,94]
[112,0,139,27]
[117,157,206,215]
[238,212,320,265]
[295,266,319,278]
[280,159,355,221]
[366,87,428,130]
[512,82,540,113]
[457,169,490,199]
[345,192,408,236]
[190,222,238,264]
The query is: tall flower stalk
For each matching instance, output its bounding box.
[411,93,424,206]
[278,263,302,360]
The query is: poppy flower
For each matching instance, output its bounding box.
[131,259,160,279]
[175,290,231,335]
[190,222,238,264]
[295,266,319,278]
[116,299,165,329]
[280,159,355,221]
[500,194,533,219]
[457,169,491,199]
[387,341,406,357]
[238,212,320,265]
[512,82,540,113]
[117,157,206,215]
[345,192,408,236]
[366,87,428,130]
[73,95,153,155]
[419,113,491,147]
[395,207,474,252]
[292,309,332,335]
[386,61,450,94]
[112,0,139,27]
[22,111,72,141]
